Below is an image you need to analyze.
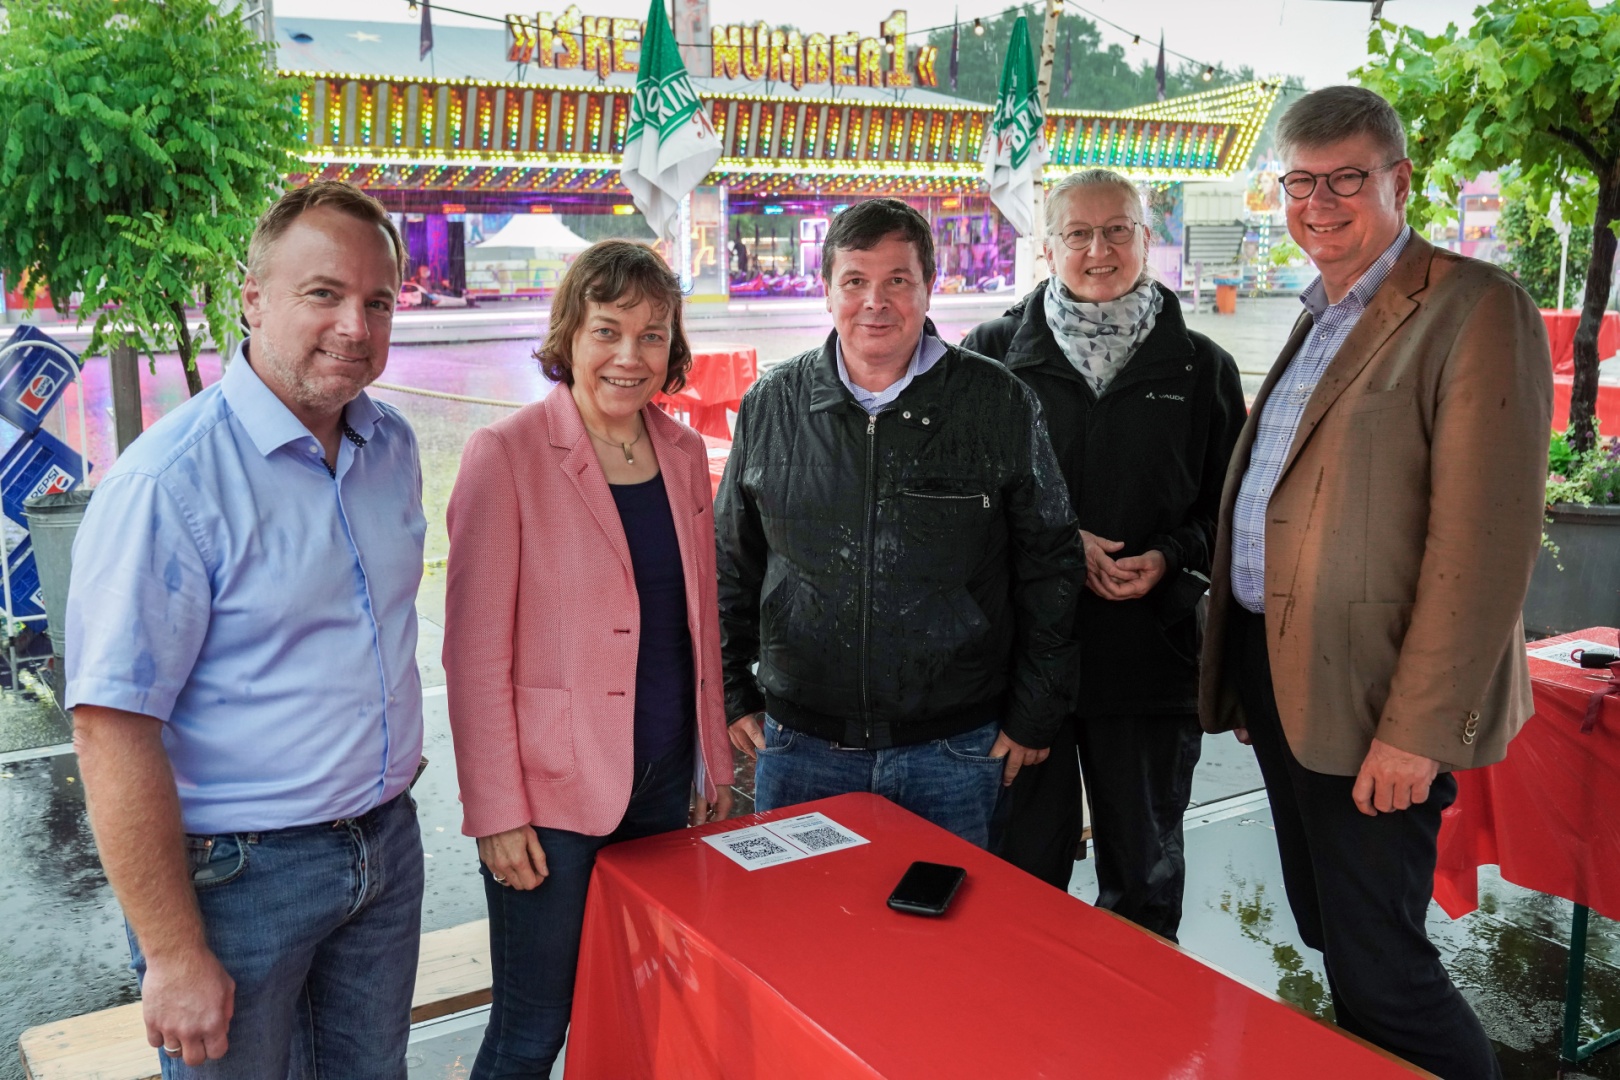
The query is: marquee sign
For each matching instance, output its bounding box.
[506,8,938,90]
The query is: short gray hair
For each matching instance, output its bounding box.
[1277,85,1407,165]
[1044,168,1149,238]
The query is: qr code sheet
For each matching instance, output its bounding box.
[782,826,849,852]
[726,835,790,861]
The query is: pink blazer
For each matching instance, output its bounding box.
[442,388,734,838]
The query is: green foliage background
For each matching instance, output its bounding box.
[1354,0,1620,450]
[926,8,1259,112]
[0,0,301,392]
[1497,197,1593,309]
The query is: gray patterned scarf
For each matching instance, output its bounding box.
[1042,277,1163,395]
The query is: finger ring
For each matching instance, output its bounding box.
[492,874,507,884]
[163,1044,182,1056]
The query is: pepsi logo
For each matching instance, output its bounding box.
[18,369,60,414]
[27,466,74,500]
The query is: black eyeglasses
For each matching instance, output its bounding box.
[1056,220,1141,250]
[1280,160,1406,200]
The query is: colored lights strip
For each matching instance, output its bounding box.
[286,73,1277,184]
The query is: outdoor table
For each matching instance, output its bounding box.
[1540,309,1620,374]
[566,792,1427,1079]
[654,342,758,438]
[1434,626,1620,1064]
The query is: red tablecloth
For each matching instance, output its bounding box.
[568,793,1426,1079]
[1551,374,1620,434]
[1435,627,1620,922]
[1541,310,1620,375]
[654,342,758,438]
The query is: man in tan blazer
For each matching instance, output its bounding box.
[1199,86,1550,1079]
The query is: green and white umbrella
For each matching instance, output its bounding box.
[980,17,1046,238]
[621,0,721,243]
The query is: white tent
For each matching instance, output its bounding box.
[472,215,591,262]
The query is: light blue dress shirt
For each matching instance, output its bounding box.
[836,332,947,414]
[66,344,426,833]
[1230,226,1411,613]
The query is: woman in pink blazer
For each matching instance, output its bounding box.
[443,240,735,1077]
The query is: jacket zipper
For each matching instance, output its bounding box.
[861,411,877,743]
[903,491,991,509]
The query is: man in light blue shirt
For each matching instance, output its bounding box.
[68,182,426,1076]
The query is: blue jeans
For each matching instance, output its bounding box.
[472,744,693,1079]
[753,717,1004,848]
[127,791,424,1080]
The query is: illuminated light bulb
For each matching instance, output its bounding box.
[973,18,984,35]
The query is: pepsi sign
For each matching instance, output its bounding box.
[0,325,81,434]
[0,429,85,535]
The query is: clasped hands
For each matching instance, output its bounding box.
[1080,529,1166,601]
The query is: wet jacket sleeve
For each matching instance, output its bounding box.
[1001,383,1085,748]
[1147,346,1247,621]
[714,395,768,723]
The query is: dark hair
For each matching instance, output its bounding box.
[248,180,406,283]
[535,239,692,394]
[1277,85,1407,165]
[820,198,935,288]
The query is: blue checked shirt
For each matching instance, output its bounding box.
[66,344,427,833]
[1230,226,1411,613]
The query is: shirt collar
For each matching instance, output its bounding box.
[1300,224,1412,319]
[222,340,384,457]
[834,332,945,413]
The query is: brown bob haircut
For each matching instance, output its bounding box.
[820,197,936,288]
[247,180,407,283]
[535,239,692,394]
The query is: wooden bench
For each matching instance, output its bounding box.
[18,919,491,1080]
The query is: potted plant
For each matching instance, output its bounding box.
[1524,429,1620,637]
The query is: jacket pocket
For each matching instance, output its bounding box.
[900,488,993,510]
[514,686,576,782]
[1348,602,1414,732]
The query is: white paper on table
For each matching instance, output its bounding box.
[762,811,870,857]
[702,825,810,870]
[701,812,870,871]
[1528,639,1614,668]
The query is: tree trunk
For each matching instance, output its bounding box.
[1569,163,1619,453]
[170,299,203,397]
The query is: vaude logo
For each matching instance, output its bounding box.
[1145,392,1186,402]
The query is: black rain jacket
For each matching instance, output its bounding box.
[963,281,1246,716]
[715,325,1083,750]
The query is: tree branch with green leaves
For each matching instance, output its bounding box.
[1355,0,1620,453]
[0,0,301,395]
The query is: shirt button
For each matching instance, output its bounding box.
[389,695,397,704]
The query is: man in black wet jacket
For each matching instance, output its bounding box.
[715,198,1083,846]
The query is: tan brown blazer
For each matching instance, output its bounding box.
[1199,235,1552,775]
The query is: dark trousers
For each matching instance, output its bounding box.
[995,710,1203,941]
[472,745,693,1079]
[1233,607,1500,1080]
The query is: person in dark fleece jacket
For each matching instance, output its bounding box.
[964,169,1245,939]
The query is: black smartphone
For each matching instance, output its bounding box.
[886,861,966,917]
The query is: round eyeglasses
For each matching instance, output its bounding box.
[1280,160,1406,200]
[1057,221,1141,251]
